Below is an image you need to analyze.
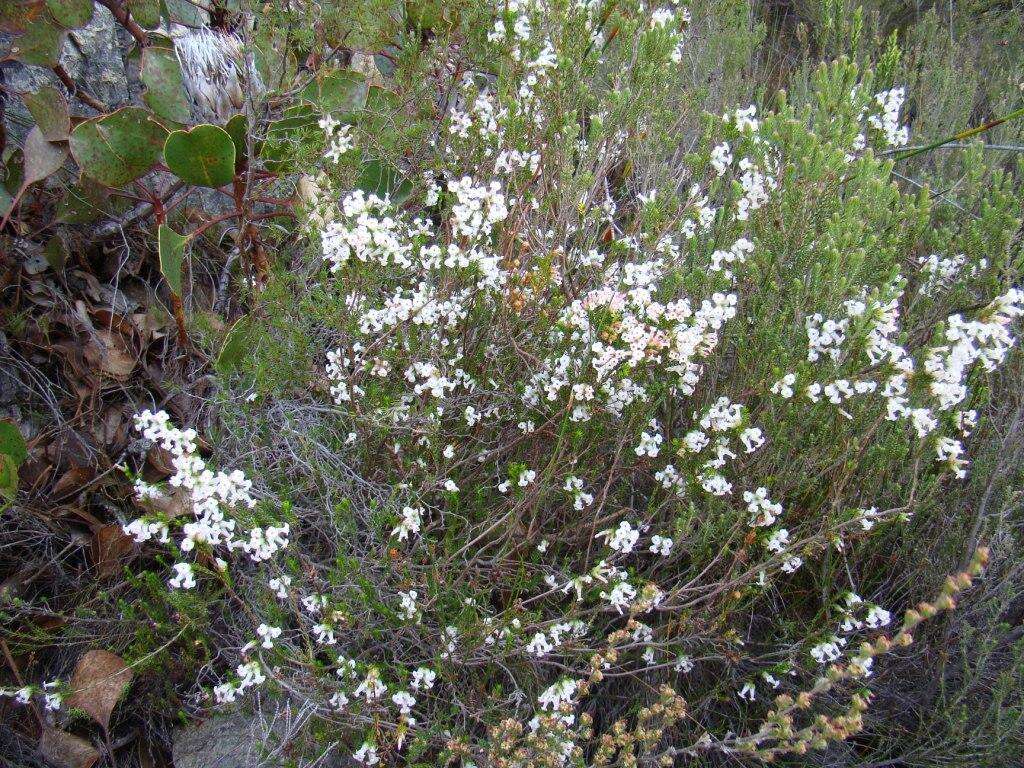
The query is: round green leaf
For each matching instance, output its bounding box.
[254,27,297,91]
[44,0,93,28]
[0,187,13,219]
[356,159,412,205]
[0,454,17,502]
[164,124,236,188]
[0,418,26,501]
[69,107,167,187]
[141,46,192,124]
[4,148,25,194]
[56,180,108,224]
[8,14,66,67]
[127,0,161,28]
[44,234,68,270]
[0,419,28,467]
[302,70,368,116]
[163,0,205,25]
[406,0,462,32]
[262,106,318,173]
[23,85,70,141]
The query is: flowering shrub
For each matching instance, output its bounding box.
[5,1,1022,766]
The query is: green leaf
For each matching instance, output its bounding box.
[44,0,93,28]
[23,86,70,141]
[56,180,108,224]
[23,125,68,186]
[162,0,205,26]
[406,0,462,32]
[366,85,400,113]
[164,124,236,187]
[261,106,322,173]
[8,13,66,67]
[44,234,68,270]
[224,114,250,170]
[127,0,161,28]
[158,223,189,295]
[268,105,320,133]
[0,419,28,466]
[215,316,254,374]
[262,107,319,173]
[356,159,412,205]
[3,147,25,194]
[302,70,368,117]
[0,1,46,34]
[0,455,17,502]
[361,86,403,152]
[0,417,26,501]
[140,46,192,124]
[69,107,167,187]
[253,27,297,91]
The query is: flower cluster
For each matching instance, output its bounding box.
[32,3,1018,766]
[125,411,289,572]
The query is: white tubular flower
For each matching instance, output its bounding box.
[354,667,387,702]
[772,373,796,398]
[601,580,637,614]
[410,667,436,691]
[597,520,640,553]
[674,655,694,673]
[313,623,337,645]
[739,426,765,453]
[392,506,423,541]
[744,487,782,527]
[256,624,282,649]
[353,742,379,766]
[42,682,62,711]
[537,678,579,711]
[268,575,291,600]
[168,562,196,589]
[526,632,554,657]
[397,589,419,621]
[810,637,845,664]
[391,689,416,714]
[649,534,673,556]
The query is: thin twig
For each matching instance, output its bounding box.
[881,142,1024,155]
[887,105,1024,162]
[88,182,188,245]
[52,64,107,112]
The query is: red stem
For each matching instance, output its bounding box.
[95,0,150,48]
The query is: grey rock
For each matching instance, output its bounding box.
[172,710,264,768]
[62,6,134,111]
[172,704,350,768]
[1,55,61,148]
[2,6,134,148]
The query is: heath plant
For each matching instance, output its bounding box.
[5,1,1023,766]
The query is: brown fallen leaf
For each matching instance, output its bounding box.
[141,485,190,519]
[22,126,68,187]
[38,727,100,768]
[50,466,95,500]
[66,650,133,732]
[93,405,126,451]
[91,329,137,380]
[91,524,133,580]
